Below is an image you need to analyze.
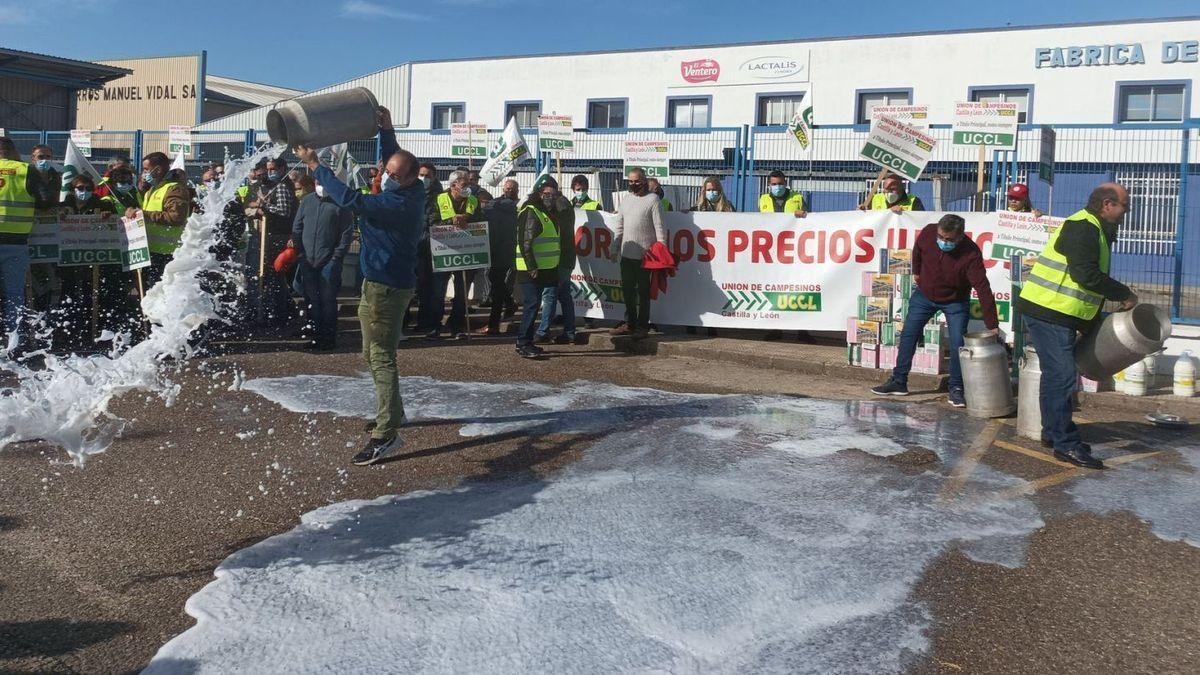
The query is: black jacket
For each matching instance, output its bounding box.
[1016,212,1133,331]
[483,196,518,268]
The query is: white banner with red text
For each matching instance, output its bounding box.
[569,209,1061,337]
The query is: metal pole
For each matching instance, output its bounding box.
[1170,126,1190,320]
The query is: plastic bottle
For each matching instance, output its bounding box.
[1142,352,1159,389]
[1174,351,1196,398]
[1124,359,1146,396]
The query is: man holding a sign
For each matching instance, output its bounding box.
[863,174,924,212]
[422,171,485,340]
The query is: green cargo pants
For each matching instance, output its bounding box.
[358,280,414,440]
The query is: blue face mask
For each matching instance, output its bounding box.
[769,184,788,198]
[142,171,156,185]
[937,239,958,252]
[116,182,134,193]
[267,171,281,182]
[75,189,93,202]
[379,173,397,192]
[462,185,474,196]
[36,159,51,171]
[705,189,720,203]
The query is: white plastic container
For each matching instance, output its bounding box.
[1142,352,1159,389]
[1124,359,1146,396]
[1174,351,1196,397]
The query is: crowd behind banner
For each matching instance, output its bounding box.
[0,131,1049,361]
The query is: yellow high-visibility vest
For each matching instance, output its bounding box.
[759,192,805,213]
[1019,209,1111,321]
[143,181,189,255]
[515,205,561,271]
[870,193,918,210]
[0,160,36,236]
[437,192,478,220]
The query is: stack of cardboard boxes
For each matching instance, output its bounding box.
[846,249,948,375]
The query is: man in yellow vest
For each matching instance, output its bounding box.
[759,170,807,218]
[420,171,483,340]
[0,137,55,354]
[861,174,924,212]
[569,175,602,211]
[125,152,191,289]
[1016,183,1136,470]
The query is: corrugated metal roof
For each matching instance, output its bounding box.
[205,75,304,107]
[195,64,411,132]
[0,47,130,88]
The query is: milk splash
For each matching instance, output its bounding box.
[0,145,282,466]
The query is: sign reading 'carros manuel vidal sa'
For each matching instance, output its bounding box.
[672,50,809,87]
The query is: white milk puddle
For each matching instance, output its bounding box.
[148,376,1061,674]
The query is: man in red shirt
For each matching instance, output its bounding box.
[871,214,999,407]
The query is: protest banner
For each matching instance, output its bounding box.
[991,211,1063,263]
[858,115,936,181]
[623,140,670,178]
[57,214,124,266]
[120,215,152,272]
[450,123,488,158]
[168,125,192,155]
[430,221,491,272]
[60,138,102,202]
[572,209,1028,337]
[28,215,58,263]
[952,101,1019,149]
[479,119,530,187]
[870,105,930,131]
[787,90,814,155]
[70,130,92,157]
[537,114,574,152]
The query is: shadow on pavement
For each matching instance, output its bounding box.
[0,619,134,661]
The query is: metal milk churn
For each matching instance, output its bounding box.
[959,331,1016,418]
[1075,304,1172,380]
[266,87,380,148]
[1017,346,1042,440]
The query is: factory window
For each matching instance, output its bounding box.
[588,99,627,129]
[505,101,541,129]
[1116,82,1187,123]
[970,87,1032,123]
[756,94,806,126]
[668,97,711,128]
[855,89,912,125]
[431,103,464,130]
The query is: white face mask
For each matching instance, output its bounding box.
[315,184,325,197]
[885,191,902,205]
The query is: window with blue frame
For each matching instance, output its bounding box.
[1117,83,1185,122]
[668,98,710,128]
[505,102,541,128]
[588,100,626,129]
[856,90,911,125]
[431,104,464,130]
[970,88,1031,123]
[756,95,805,126]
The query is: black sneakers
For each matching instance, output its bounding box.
[352,436,406,466]
[516,345,543,359]
[871,379,909,396]
[1054,444,1105,470]
[948,387,967,408]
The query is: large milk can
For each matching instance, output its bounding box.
[1017,346,1042,440]
[266,87,379,148]
[959,332,1016,418]
[1075,303,1172,380]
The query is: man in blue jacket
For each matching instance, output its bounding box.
[295,106,425,466]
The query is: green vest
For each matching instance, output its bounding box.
[437,192,478,220]
[1019,209,1111,321]
[574,197,601,211]
[102,189,141,215]
[143,181,188,255]
[870,192,919,210]
[237,184,250,204]
[660,197,673,212]
[759,192,805,213]
[0,160,36,235]
[515,205,561,272]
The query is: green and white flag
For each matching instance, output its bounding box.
[320,143,365,190]
[59,138,102,202]
[532,162,551,191]
[788,89,815,156]
[479,117,530,187]
[170,150,187,175]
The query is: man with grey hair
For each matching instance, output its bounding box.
[609,167,666,338]
[420,170,484,339]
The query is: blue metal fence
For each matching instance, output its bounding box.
[6,121,1198,322]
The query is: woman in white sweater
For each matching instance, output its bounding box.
[609,167,667,338]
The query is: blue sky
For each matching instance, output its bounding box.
[2,0,1196,91]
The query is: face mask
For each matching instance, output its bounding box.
[462,185,474,196]
[628,181,644,193]
[937,239,958,252]
[541,195,555,209]
[74,189,93,202]
[205,181,219,191]
[36,159,51,171]
[769,184,787,198]
[574,190,586,201]
[379,173,397,192]
[885,191,903,205]
[419,175,431,187]
[267,172,281,182]
[142,171,157,185]
[116,182,134,193]
[705,190,720,203]
[315,185,325,198]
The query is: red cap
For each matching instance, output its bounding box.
[1007,183,1029,200]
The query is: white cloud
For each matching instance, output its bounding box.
[340,1,427,20]
[0,4,31,23]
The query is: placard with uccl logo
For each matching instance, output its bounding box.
[859,116,936,182]
[450,123,488,158]
[623,140,670,178]
[952,102,1019,150]
[70,130,92,157]
[430,222,490,272]
[537,115,574,152]
[870,105,930,131]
